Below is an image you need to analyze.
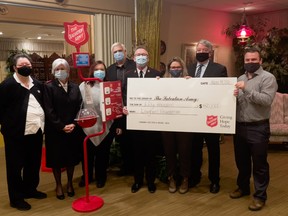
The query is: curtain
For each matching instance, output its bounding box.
[94,13,133,66]
[0,38,64,61]
[136,0,162,70]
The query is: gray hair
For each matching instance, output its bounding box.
[51,58,70,74]
[111,42,126,52]
[196,39,213,51]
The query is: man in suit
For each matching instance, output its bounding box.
[106,42,136,177]
[123,46,161,193]
[187,39,227,193]
[0,53,47,211]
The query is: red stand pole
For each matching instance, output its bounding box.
[72,68,106,212]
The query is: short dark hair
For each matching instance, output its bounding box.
[244,46,262,58]
[13,53,32,66]
[87,60,107,86]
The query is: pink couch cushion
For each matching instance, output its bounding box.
[270,92,284,124]
[270,124,288,135]
[284,93,288,124]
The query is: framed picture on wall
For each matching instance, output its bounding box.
[181,43,218,67]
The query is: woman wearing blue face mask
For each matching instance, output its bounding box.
[43,58,85,200]
[162,57,193,194]
[78,60,122,188]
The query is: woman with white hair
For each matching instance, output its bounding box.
[43,58,84,200]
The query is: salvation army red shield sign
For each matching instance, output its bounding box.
[206,115,218,128]
[64,20,89,50]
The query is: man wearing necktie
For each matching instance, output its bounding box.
[123,46,161,194]
[187,39,227,194]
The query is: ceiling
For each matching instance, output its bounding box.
[0,22,65,41]
[0,0,288,41]
[165,0,288,14]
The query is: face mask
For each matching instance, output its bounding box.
[93,70,105,80]
[114,51,124,62]
[244,63,260,73]
[196,52,209,62]
[17,66,32,77]
[135,55,148,67]
[169,69,183,77]
[54,70,68,81]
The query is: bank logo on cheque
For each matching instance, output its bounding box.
[206,115,218,127]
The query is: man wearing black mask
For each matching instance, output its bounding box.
[0,53,47,211]
[231,47,277,211]
[187,39,227,193]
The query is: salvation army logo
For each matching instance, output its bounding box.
[206,115,218,128]
[64,20,89,49]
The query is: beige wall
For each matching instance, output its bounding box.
[160,2,241,77]
[160,3,288,77]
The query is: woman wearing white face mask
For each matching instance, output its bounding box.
[43,58,85,200]
[78,60,122,188]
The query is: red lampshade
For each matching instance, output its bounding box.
[236,25,253,39]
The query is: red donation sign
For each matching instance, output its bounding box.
[100,81,123,122]
[64,20,89,50]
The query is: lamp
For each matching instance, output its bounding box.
[236,7,254,44]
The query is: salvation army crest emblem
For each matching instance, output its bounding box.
[206,115,218,128]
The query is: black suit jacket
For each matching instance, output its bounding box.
[106,58,136,83]
[187,61,227,78]
[0,76,44,138]
[123,67,161,106]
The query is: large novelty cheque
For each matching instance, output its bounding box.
[126,77,237,134]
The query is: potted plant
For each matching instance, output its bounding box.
[258,27,288,93]
[5,48,28,77]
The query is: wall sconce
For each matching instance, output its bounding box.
[236,7,254,45]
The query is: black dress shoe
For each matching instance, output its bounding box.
[10,200,31,211]
[67,186,75,197]
[96,181,106,188]
[148,183,156,193]
[67,191,75,197]
[56,194,65,200]
[210,183,220,193]
[131,183,142,193]
[24,191,47,199]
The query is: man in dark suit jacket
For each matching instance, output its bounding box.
[106,42,136,176]
[187,39,227,194]
[0,53,47,211]
[123,46,161,193]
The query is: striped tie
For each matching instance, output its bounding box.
[195,64,203,77]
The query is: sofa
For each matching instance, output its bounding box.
[269,92,288,144]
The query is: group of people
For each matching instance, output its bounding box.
[0,39,277,212]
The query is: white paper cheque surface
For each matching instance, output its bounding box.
[127,77,237,134]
